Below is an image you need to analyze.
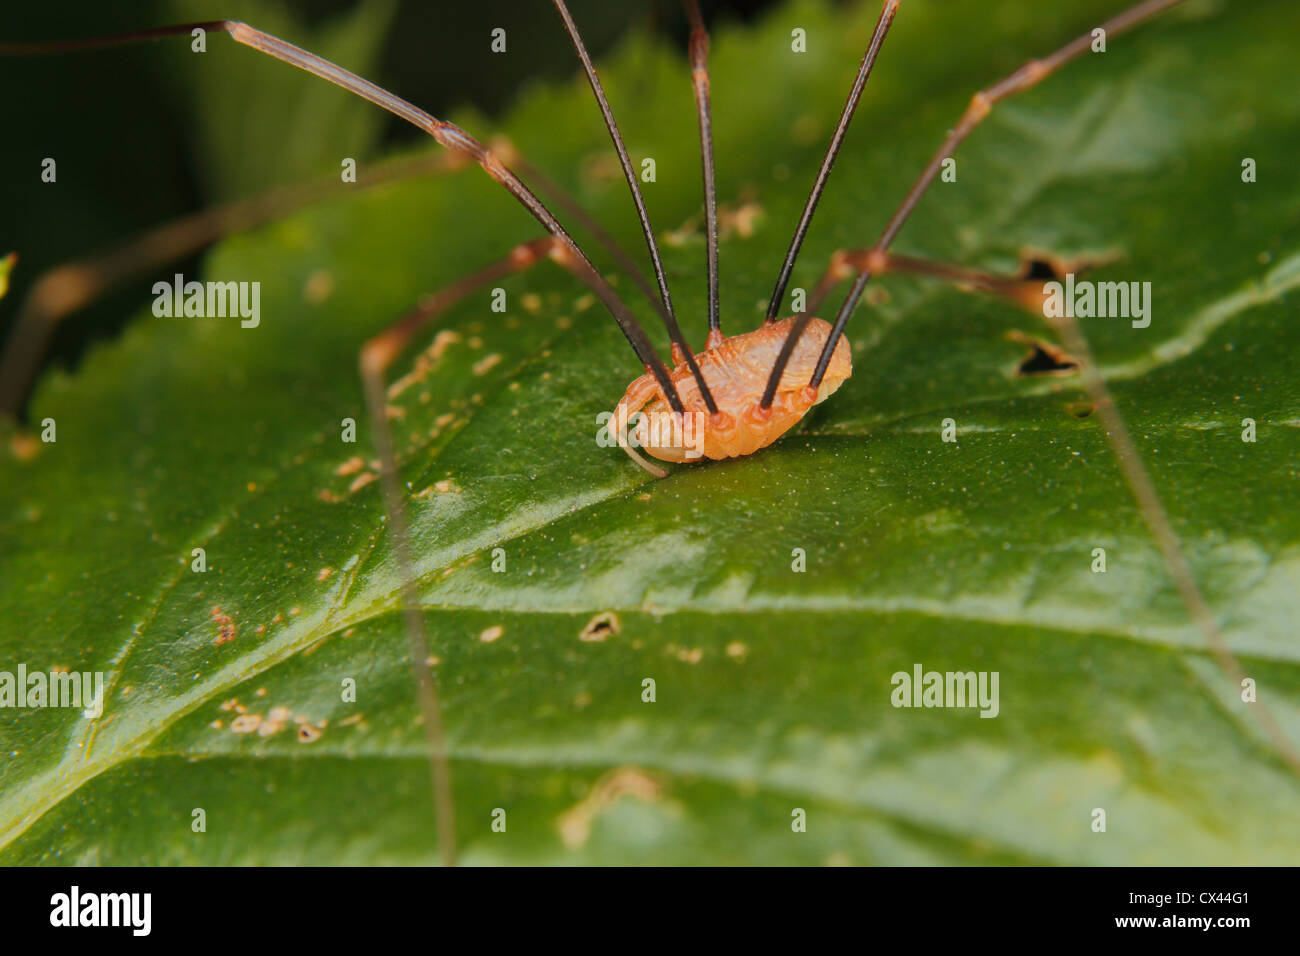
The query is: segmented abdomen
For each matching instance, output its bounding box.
[616,316,853,464]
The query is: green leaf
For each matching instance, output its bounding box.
[3,0,1299,865]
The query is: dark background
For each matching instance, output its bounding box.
[1,0,793,413]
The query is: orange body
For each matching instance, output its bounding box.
[608,316,852,475]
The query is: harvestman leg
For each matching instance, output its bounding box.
[0,140,672,419]
[0,151,460,416]
[763,0,901,325]
[0,123,674,418]
[740,0,900,409]
[763,0,1188,397]
[0,20,689,410]
[806,249,1052,317]
[359,236,651,865]
[552,0,718,413]
[683,0,723,350]
[763,0,1300,773]
[1,18,716,863]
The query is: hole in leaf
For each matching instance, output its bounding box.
[580,612,621,643]
[1019,257,1062,282]
[1015,247,1124,283]
[1007,330,1080,377]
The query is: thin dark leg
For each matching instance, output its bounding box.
[683,0,721,344]
[761,0,900,324]
[805,0,1185,391]
[761,269,866,410]
[0,129,665,419]
[760,0,1186,403]
[552,0,719,415]
[509,150,663,314]
[1,19,687,411]
[1,19,692,868]
[751,0,1300,776]
[550,0,676,323]
[758,311,820,408]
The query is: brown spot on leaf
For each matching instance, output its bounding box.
[557,768,665,850]
[388,330,462,398]
[230,714,261,734]
[719,199,764,239]
[579,612,621,643]
[211,606,237,646]
[335,456,364,477]
[11,432,40,462]
[303,269,334,304]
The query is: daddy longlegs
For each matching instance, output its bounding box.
[4,0,1297,864]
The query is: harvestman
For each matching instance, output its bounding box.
[7,0,1295,864]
